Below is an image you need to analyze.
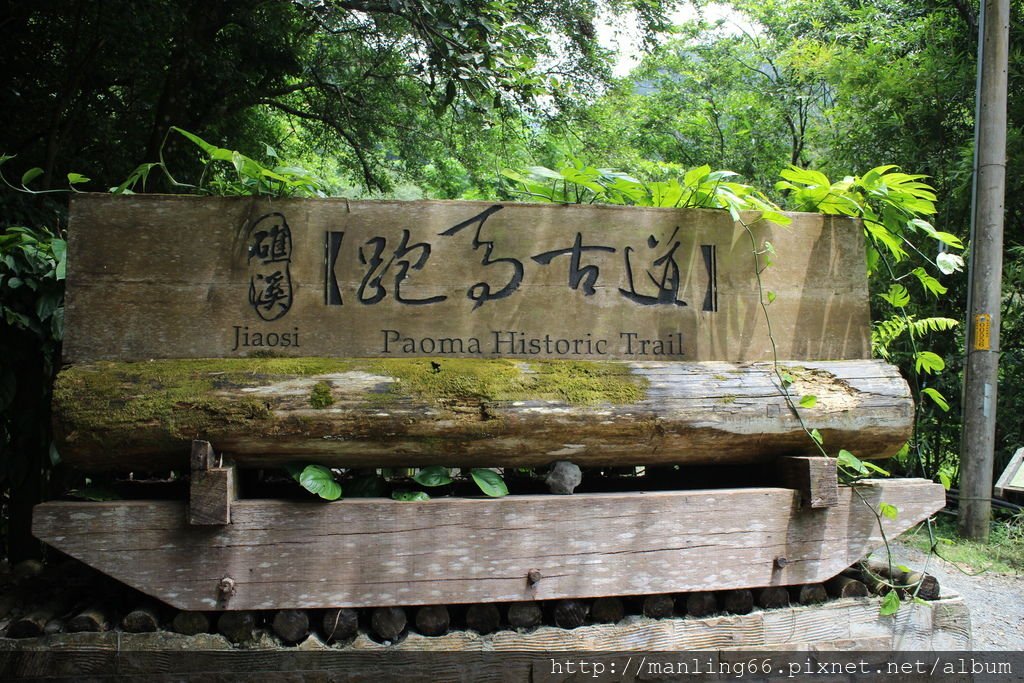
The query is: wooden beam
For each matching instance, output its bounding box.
[53,358,913,471]
[188,440,238,526]
[33,479,944,611]
[777,456,839,508]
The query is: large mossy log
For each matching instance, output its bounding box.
[54,357,912,471]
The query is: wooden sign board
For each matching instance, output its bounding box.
[64,195,869,363]
[995,446,1024,497]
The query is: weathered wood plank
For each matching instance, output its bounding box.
[778,456,839,508]
[64,195,870,363]
[32,479,943,611]
[188,441,238,525]
[54,358,912,470]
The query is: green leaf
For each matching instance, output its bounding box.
[36,292,60,322]
[171,127,220,156]
[914,351,945,375]
[299,464,342,500]
[912,267,947,297]
[470,468,508,497]
[879,590,901,616]
[413,466,453,487]
[863,460,891,476]
[938,470,952,490]
[809,428,823,445]
[879,502,899,520]
[766,291,776,304]
[683,164,712,187]
[392,490,430,501]
[21,167,43,186]
[799,395,817,409]
[879,284,911,308]
[921,387,950,412]
[837,449,869,475]
[50,306,64,340]
[67,172,91,185]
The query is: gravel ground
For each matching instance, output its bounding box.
[872,541,1024,651]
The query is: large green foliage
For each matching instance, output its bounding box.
[552,0,1024,485]
[0,0,674,193]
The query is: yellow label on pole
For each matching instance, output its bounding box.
[974,313,992,351]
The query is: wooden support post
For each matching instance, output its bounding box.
[778,456,838,508]
[189,440,238,526]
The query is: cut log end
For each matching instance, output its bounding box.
[685,592,718,618]
[122,608,159,633]
[67,607,107,633]
[321,608,359,643]
[507,602,543,631]
[464,604,501,635]
[217,611,257,644]
[414,605,450,637]
[641,594,675,619]
[590,597,625,624]
[552,599,589,629]
[792,583,828,605]
[370,607,407,642]
[826,575,869,599]
[756,587,790,610]
[171,611,210,636]
[272,609,309,644]
[721,589,754,615]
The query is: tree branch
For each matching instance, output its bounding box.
[256,98,381,191]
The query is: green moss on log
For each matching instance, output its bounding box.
[368,358,645,405]
[309,381,335,408]
[53,358,647,443]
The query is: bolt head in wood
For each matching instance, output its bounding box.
[527,569,542,586]
[218,576,237,599]
[774,556,789,569]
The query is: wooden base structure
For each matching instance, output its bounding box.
[0,594,971,681]
[33,479,943,612]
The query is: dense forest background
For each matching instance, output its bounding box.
[2,0,1022,558]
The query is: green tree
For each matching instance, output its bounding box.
[1,0,675,193]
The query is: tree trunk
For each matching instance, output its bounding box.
[54,359,913,471]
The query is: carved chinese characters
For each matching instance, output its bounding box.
[63,196,870,362]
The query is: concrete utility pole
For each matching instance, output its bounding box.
[960,0,1009,541]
